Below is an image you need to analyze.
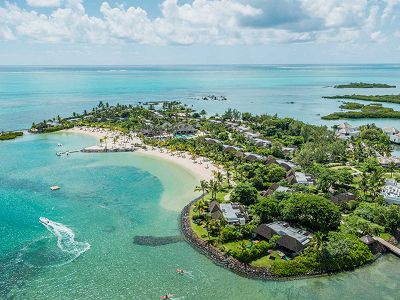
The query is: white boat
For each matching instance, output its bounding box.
[57,143,63,147]
[39,217,50,225]
[50,185,60,191]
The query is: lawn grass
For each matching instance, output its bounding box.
[251,252,284,268]
[379,232,392,241]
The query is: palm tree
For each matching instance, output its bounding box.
[388,161,397,178]
[226,169,232,187]
[193,199,207,215]
[208,179,221,200]
[194,180,209,200]
[213,170,224,186]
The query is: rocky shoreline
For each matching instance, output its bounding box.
[179,195,384,281]
[180,194,284,280]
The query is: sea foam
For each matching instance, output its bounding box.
[40,218,90,260]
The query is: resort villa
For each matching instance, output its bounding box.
[381,179,400,205]
[253,138,272,147]
[243,152,266,161]
[287,171,314,185]
[174,124,197,135]
[383,127,400,144]
[336,122,360,140]
[262,183,291,197]
[204,138,223,144]
[209,201,249,225]
[254,222,311,255]
[223,145,242,153]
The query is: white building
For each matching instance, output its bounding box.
[381,179,400,204]
[336,123,360,140]
[383,127,400,144]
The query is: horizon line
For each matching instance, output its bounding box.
[0,63,400,67]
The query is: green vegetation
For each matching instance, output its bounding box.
[254,193,341,232]
[41,101,400,278]
[339,102,364,110]
[324,94,400,104]
[322,103,400,120]
[230,183,258,205]
[334,82,396,89]
[0,131,23,141]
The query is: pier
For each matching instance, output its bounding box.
[373,236,400,257]
[56,150,80,156]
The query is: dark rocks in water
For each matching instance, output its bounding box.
[133,235,184,246]
[286,101,295,104]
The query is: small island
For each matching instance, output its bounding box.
[24,101,400,280]
[322,103,400,120]
[339,102,364,110]
[334,82,396,89]
[0,131,23,141]
[323,94,400,104]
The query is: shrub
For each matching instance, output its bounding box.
[231,183,258,205]
[280,193,341,232]
[220,226,242,243]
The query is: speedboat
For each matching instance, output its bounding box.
[50,185,60,191]
[39,217,50,225]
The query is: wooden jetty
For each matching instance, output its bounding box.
[373,236,400,257]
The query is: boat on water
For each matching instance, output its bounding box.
[160,295,174,299]
[50,185,60,191]
[39,217,50,225]
[57,143,63,147]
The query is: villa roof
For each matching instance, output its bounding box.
[255,222,311,253]
[383,127,399,134]
[244,152,265,161]
[205,138,222,144]
[330,192,356,205]
[337,122,357,130]
[223,145,242,152]
[262,184,290,197]
[276,159,297,171]
[360,235,375,245]
[209,200,221,213]
[265,156,277,165]
[218,203,249,225]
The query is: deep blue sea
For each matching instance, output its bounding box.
[1,65,400,299]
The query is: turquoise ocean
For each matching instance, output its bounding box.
[1,65,400,299]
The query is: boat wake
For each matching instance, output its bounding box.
[20,218,90,268]
[40,217,91,258]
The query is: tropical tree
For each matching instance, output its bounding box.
[213,170,224,186]
[207,179,221,200]
[231,183,258,205]
[194,180,209,200]
[388,161,397,178]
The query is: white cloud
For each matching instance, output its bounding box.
[0,0,396,45]
[26,0,62,7]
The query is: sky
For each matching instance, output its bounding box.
[0,0,399,65]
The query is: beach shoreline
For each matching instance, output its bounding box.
[62,127,218,211]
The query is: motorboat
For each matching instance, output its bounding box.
[39,217,50,225]
[50,185,60,191]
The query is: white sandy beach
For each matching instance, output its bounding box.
[64,127,217,180]
[63,127,218,210]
